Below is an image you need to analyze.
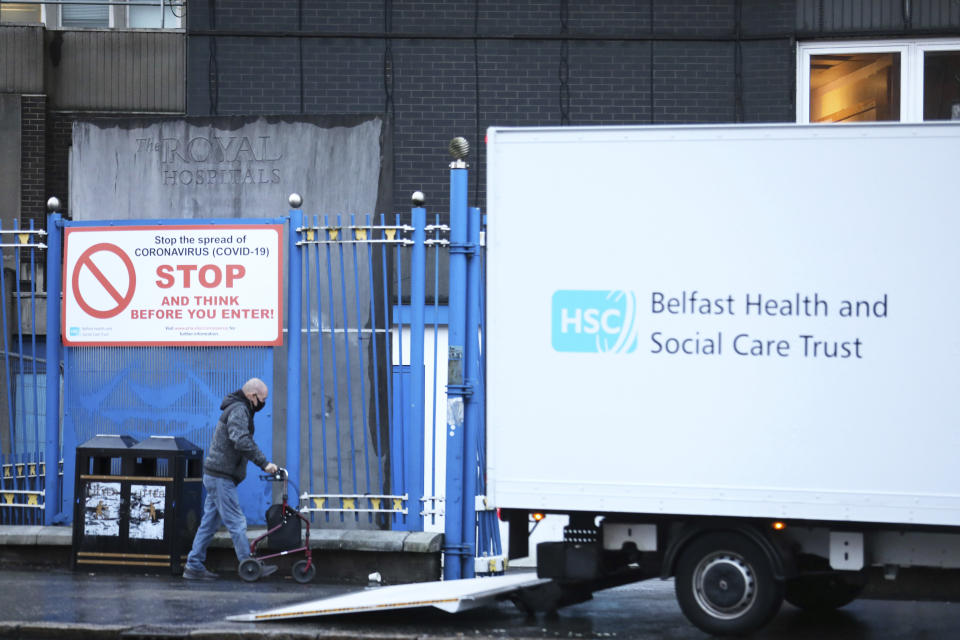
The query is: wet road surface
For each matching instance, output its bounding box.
[1,568,958,638]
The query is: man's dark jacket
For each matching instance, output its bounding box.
[203,390,268,485]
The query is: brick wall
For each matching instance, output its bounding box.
[13,103,76,228]
[46,112,73,219]
[19,95,46,232]
[186,1,800,213]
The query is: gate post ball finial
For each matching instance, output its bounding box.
[448,137,470,160]
[288,193,303,208]
[47,197,62,212]
[411,191,425,206]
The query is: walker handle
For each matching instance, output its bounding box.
[259,467,287,481]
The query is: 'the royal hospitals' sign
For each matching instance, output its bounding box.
[69,115,385,221]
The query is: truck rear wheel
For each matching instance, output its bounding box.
[675,532,783,637]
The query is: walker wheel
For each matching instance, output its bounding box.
[292,559,316,583]
[239,558,263,582]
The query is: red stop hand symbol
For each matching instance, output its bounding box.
[72,243,137,319]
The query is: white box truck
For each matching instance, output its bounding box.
[485,123,960,635]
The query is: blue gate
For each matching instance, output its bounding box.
[11,151,499,576]
[284,209,402,530]
[286,152,498,577]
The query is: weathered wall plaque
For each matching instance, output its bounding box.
[69,115,388,220]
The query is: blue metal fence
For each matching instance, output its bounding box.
[0,220,51,525]
[10,156,501,578]
[0,453,48,525]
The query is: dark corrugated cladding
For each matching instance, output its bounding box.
[0,25,44,93]
[798,0,960,33]
[43,30,184,112]
[912,0,960,29]
[796,0,904,33]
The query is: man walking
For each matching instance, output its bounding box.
[183,377,279,580]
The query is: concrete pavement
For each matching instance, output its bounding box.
[2,566,960,640]
[0,524,442,584]
[0,567,374,639]
[0,523,446,638]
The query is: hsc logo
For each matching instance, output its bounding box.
[551,290,638,353]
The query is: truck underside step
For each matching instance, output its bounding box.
[564,525,599,543]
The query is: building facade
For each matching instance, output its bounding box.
[2,1,959,225]
[184,0,959,213]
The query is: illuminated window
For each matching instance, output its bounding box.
[798,39,960,123]
[809,52,900,122]
[0,3,42,22]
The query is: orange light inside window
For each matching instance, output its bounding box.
[772,521,786,531]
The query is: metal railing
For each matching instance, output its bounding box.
[0,223,52,525]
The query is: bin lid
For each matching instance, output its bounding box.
[130,435,201,454]
[76,434,139,450]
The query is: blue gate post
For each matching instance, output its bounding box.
[460,204,482,577]
[444,140,471,579]
[286,198,303,490]
[406,201,426,531]
[44,205,63,525]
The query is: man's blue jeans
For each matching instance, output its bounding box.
[185,474,251,571]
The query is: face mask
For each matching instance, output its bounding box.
[252,397,266,413]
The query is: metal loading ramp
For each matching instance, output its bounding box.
[227,573,550,622]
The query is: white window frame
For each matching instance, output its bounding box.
[797,38,960,123]
[56,1,115,29]
[126,0,182,30]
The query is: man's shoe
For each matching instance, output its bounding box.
[182,567,218,580]
[260,564,278,578]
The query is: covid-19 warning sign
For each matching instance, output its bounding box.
[63,225,283,346]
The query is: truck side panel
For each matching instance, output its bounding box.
[486,123,960,527]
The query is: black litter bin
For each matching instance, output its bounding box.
[72,435,203,574]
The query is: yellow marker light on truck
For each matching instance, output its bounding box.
[772,521,786,531]
[532,512,545,522]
